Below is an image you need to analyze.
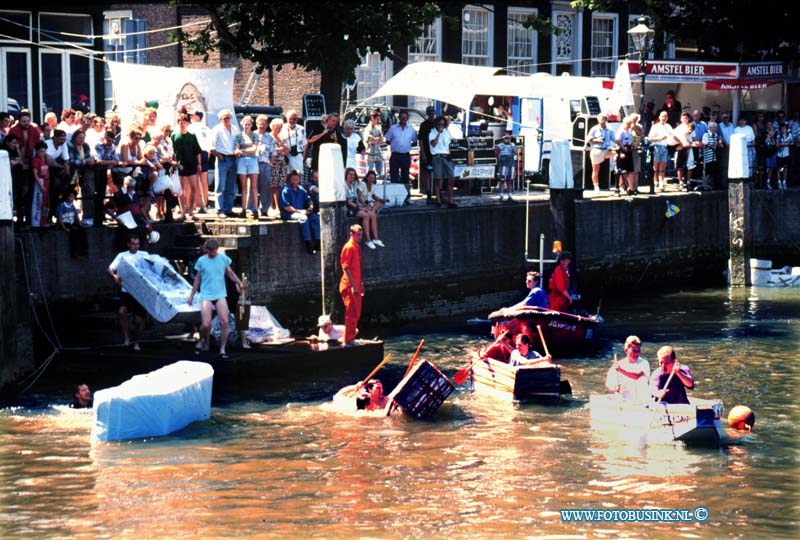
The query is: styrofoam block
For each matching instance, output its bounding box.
[117,253,200,323]
[91,361,213,442]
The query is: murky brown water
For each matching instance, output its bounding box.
[1,287,798,539]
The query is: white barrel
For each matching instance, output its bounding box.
[728,133,750,179]
[548,139,574,189]
[318,143,345,203]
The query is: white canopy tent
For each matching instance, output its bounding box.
[367,62,502,111]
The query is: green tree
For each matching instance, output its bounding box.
[573,0,799,63]
[179,2,440,112]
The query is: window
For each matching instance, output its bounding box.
[0,10,32,43]
[39,13,93,45]
[1,48,31,115]
[462,5,493,66]
[551,7,582,75]
[507,8,538,75]
[39,50,94,115]
[355,50,393,106]
[407,19,441,111]
[590,14,618,77]
[103,12,147,112]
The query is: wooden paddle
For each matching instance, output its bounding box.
[360,353,393,387]
[654,362,678,403]
[536,324,550,357]
[401,339,425,379]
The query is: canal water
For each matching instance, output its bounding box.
[1,287,798,539]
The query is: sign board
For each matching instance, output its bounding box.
[706,79,781,91]
[740,62,787,79]
[627,61,738,79]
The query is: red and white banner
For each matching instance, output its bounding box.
[627,61,738,79]
[705,79,781,91]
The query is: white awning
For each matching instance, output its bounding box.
[368,62,502,110]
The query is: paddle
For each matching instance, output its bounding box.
[536,324,550,357]
[360,353,393,387]
[452,354,475,386]
[654,362,678,404]
[401,339,425,379]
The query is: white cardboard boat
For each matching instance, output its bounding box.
[589,394,724,445]
[91,361,213,442]
[117,253,201,322]
[750,258,800,287]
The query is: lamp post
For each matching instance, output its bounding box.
[628,18,655,193]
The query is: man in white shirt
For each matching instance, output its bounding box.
[605,335,651,403]
[280,110,307,174]
[46,129,71,214]
[734,117,756,177]
[647,111,674,191]
[210,109,240,217]
[188,110,213,210]
[429,115,457,208]
[107,235,149,350]
[717,112,735,184]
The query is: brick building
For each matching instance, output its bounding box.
[0,2,796,122]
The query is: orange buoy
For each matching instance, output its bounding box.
[729,405,755,431]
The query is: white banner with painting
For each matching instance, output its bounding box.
[107,61,239,131]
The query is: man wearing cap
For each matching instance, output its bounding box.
[513,271,549,309]
[210,109,239,218]
[317,314,345,342]
[340,224,365,346]
[417,106,437,203]
[384,110,418,205]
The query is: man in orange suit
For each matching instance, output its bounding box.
[340,224,364,345]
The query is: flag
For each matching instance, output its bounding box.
[609,61,635,117]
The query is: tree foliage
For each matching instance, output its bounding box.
[573,0,799,63]
[179,2,440,110]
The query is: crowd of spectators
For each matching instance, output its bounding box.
[636,92,799,191]
[1,98,797,256]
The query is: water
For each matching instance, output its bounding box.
[2,288,799,539]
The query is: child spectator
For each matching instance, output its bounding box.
[31,141,50,229]
[56,190,89,257]
[496,133,516,202]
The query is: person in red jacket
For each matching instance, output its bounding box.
[340,224,364,345]
[548,251,573,313]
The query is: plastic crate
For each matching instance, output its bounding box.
[390,360,453,419]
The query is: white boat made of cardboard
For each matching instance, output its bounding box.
[589,393,724,446]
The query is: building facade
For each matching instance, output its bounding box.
[1,2,796,123]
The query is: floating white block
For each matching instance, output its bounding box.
[117,253,200,323]
[91,361,214,442]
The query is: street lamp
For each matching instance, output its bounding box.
[628,18,655,193]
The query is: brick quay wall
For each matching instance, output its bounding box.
[9,189,800,353]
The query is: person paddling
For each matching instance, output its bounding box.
[605,335,651,403]
[650,346,695,404]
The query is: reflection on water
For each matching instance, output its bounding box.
[1,288,799,539]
